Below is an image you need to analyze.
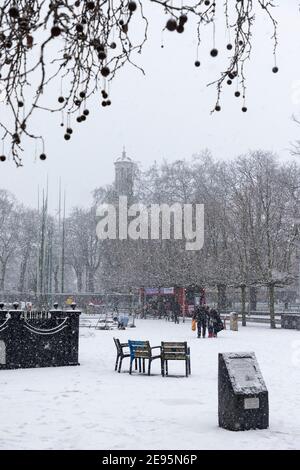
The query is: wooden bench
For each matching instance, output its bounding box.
[128,340,161,375]
[161,342,191,377]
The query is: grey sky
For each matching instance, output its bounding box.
[0,0,300,213]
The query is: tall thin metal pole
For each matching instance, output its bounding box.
[61,190,66,293]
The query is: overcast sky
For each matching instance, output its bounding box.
[1,0,300,213]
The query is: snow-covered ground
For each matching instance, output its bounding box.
[0,320,300,450]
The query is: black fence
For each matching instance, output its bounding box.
[0,303,81,370]
[281,313,300,330]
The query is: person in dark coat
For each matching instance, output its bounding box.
[193,304,208,338]
[209,308,223,337]
[158,300,166,319]
[173,300,181,324]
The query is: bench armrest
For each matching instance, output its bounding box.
[151,345,161,350]
[121,343,129,347]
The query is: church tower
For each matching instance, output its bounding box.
[114,147,134,199]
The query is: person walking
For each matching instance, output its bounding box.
[209,308,224,337]
[173,300,181,324]
[193,304,208,338]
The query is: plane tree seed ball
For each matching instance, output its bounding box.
[76,24,84,33]
[39,153,46,160]
[272,66,279,73]
[87,1,95,9]
[101,66,110,77]
[9,7,19,19]
[98,51,107,61]
[210,48,218,57]
[128,1,137,12]
[195,60,200,67]
[51,26,61,37]
[166,18,177,32]
[0,155,6,162]
[179,14,188,25]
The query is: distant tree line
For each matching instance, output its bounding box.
[1,150,300,328]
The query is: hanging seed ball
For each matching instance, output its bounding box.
[102,101,107,107]
[101,66,110,77]
[235,91,241,97]
[64,134,71,140]
[87,1,95,9]
[60,123,64,127]
[122,24,128,33]
[9,7,19,19]
[18,101,24,107]
[238,40,243,46]
[179,14,188,25]
[76,23,84,33]
[51,25,61,37]
[228,72,235,80]
[106,100,111,106]
[0,155,6,162]
[66,127,73,134]
[128,1,137,12]
[215,105,221,112]
[204,0,210,5]
[79,91,86,98]
[119,19,124,26]
[83,109,89,116]
[210,48,218,57]
[76,116,82,122]
[166,18,177,32]
[58,96,64,103]
[74,99,81,106]
[194,60,200,67]
[39,153,46,161]
[176,24,184,33]
[75,0,80,6]
[81,115,86,121]
[242,106,248,112]
[227,43,233,50]
[110,42,117,49]
[102,90,108,99]
[272,66,279,73]
[227,79,232,85]
[98,51,107,61]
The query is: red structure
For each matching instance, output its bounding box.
[140,285,205,317]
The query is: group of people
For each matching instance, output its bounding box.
[192,304,224,338]
[141,299,181,323]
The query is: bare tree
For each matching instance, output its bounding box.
[0,0,278,165]
[0,189,20,291]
